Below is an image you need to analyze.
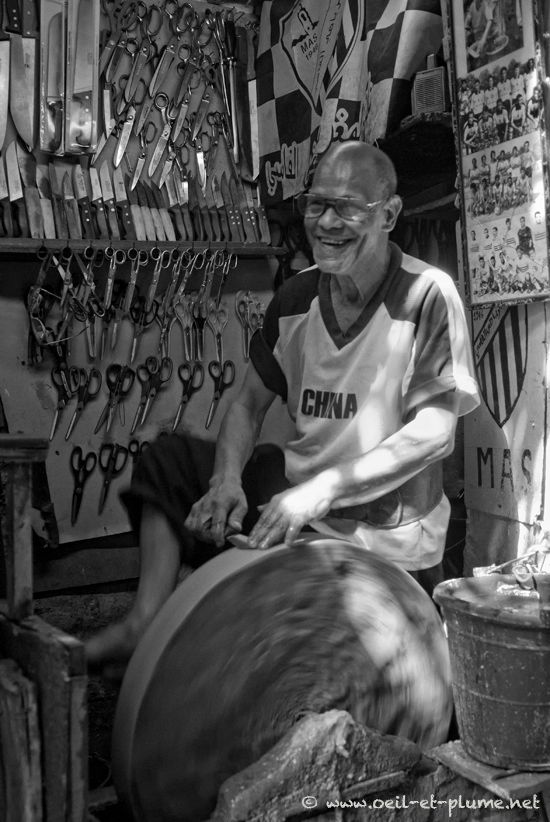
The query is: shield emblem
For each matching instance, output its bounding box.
[473,304,528,428]
[280,0,346,114]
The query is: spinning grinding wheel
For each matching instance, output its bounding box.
[112,538,452,822]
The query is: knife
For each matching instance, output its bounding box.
[172,174,194,242]
[87,165,110,240]
[164,175,187,241]
[243,180,260,243]
[126,177,147,242]
[220,172,243,243]
[0,30,9,151]
[0,157,13,237]
[72,164,95,239]
[150,183,176,242]
[196,176,219,242]
[140,183,166,242]
[230,175,257,244]
[246,26,259,180]
[68,0,95,150]
[98,162,121,240]
[187,173,206,242]
[5,140,29,236]
[61,171,83,239]
[48,162,69,238]
[112,164,137,240]
[114,102,136,169]
[134,181,157,242]
[9,0,39,151]
[15,141,43,238]
[35,165,56,239]
[253,184,271,244]
[43,11,64,153]
[212,176,232,242]
[203,178,223,242]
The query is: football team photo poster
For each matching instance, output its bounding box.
[451,0,550,305]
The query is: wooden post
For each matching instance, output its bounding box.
[0,435,49,620]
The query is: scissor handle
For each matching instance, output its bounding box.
[208,358,234,383]
[71,446,97,477]
[99,442,129,475]
[85,367,103,399]
[159,356,173,382]
[119,366,136,396]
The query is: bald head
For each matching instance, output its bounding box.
[314,141,398,201]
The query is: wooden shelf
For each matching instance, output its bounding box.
[0,239,288,258]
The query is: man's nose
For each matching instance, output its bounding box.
[317,205,343,228]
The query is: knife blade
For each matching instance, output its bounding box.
[150,183,176,242]
[0,36,10,151]
[212,176,232,242]
[126,177,147,242]
[44,11,64,153]
[203,177,223,242]
[71,164,94,239]
[246,26,259,180]
[68,0,95,150]
[87,165,110,240]
[9,0,38,151]
[61,171,83,239]
[140,182,165,242]
[187,173,205,242]
[15,141,43,238]
[134,181,157,242]
[35,165,56,239]
[0,157,13,237]
[98,162,121,240]
[220,172,243,243]
[5,140,29,236]
[112,164,137,240]
[114,102,136,168]
[48,162,69,238]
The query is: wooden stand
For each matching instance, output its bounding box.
[433,741,550,821]
[0,435,88,822]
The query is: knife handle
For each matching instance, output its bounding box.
[104,197,121,241]
[0,198,12,236]
[200,207,214,243]
[4,0,21,33]
[241,207,257,244]
[129,204,146,242]
[208,208,222,243]
[169,206,186,242]
[51,196,68,238]
[78,200,95,240]
[191,207,205,242]
[91,201,110,240]
[160,209,176,243]
[23,188,43,238]
[12,198,29,237]
[39,198,56,239]
[257,205,271,244]
[117,202,137,241]
[181,205,194,242]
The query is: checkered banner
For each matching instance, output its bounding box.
[256,0,444,204]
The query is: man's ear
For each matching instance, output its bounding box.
[382,194,403,233]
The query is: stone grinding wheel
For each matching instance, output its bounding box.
[112,538,452,822]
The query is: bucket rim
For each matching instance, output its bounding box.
[433,576,546,628]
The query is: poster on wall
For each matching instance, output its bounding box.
[452,0,550,305]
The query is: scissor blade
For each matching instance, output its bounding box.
[98,481,109,514]
[71,487,83,525]
[205,396,219,430]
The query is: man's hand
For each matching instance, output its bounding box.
[185,479,248,548]
[248,476,336,551]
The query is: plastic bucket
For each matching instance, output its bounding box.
[434,575,550,770]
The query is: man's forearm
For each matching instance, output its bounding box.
[210,400,266,484]
[319,401,459,510]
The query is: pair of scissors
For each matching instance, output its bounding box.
[128,438,150,465]
[130,296,159,363]
[94,363,136,433]
[98,442,129,513]
[142,355,173,426]
[49,365,80,440]
[205,359,235,429]
[131,355,168,433]
[65,367,103,440]
[235,290,253,361]
[206,301,228,363]
[172,360,204,431]
[70,446,97,525]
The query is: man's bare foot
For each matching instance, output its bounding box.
[85,613,154,678]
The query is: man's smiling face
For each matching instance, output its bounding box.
[303,152,391,280]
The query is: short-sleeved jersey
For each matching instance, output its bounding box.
[250,244,480,568]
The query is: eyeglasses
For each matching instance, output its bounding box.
[295,193,385,221]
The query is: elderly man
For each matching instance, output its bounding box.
[86,141,479,671]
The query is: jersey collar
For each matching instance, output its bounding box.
[318,242,403,349]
